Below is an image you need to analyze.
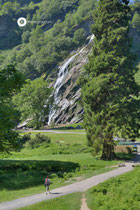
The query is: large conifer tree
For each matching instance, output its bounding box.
[81,0,140,160]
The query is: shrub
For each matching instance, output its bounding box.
[64,172,73,180]
[28,133,51,148]
[57,171,64,178]
[17,133,31,148]
[0,160,79,174]
[50,173,58,178]
[22,133,31,144]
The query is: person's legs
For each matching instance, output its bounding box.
[48,185,50,193]
[46,185,50,194]
[46,185,48,194]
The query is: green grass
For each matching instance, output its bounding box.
[49,129,85,132]
[23,132,87,144]
[0,131,120,203]
[47,129,85,132]
[7,132,90,158]
[19,192,82,210]
[0,153,119,203]
[6,132,90,159]
[86,166,140,210]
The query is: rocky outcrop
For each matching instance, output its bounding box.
[49,39,93,125]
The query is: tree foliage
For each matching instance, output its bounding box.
[81,0,140,160]
[132,11,140,31]
[0,0,96,78]
[13,77,52,129]
[0,0,139,83]
[0,65,25,152]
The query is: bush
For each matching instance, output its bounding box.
[64,172,73,180]
[50,173,58,178]
[28,133,51,148]
[17,133,31,148]
[57,171,64,178]
[0,160,79,180]
[22,133,31,144]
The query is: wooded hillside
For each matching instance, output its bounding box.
[0,0,139,83]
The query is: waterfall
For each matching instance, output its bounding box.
[48,34,95,125]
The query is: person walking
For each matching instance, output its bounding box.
[45,176,51,194]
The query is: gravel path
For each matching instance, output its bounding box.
[0,162,134,210]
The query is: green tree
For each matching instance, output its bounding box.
[81,0,140,160]
[22,31,31,43]
[13,77,52,129]
[1,2,20,15]
[1,2,13,14]
[16,47,32,63]
[29,26,44,52]
[73,28,86,45]
[132,12,140,31]
[0,65,25,152]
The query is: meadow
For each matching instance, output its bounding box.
[19,166,140,210]
[86,166,140,210]
[0,131,119,203]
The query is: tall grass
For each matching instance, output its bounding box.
[86,166,140,210]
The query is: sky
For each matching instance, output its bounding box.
[129,0,135,3]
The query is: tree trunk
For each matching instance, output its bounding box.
[101,135,116,160]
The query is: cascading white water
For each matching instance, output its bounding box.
[48,54,78,125]
[48,34,95,125]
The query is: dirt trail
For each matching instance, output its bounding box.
[80,193,90,210]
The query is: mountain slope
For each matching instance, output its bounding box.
[0,0,139,126]
[0,0,96,79]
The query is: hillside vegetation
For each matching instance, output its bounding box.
[0,0,96,78]
[0,0,139,82]
[0,1,139,129]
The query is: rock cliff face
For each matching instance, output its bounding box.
[49,37,93,125]
[48,25,140,126]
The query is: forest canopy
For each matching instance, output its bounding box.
[0,0,139,82]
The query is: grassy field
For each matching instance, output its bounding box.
[19,193,82,210]
[86,166,140,210]
[0,153,119,203]
[5,132,90,159]
[0,131,120,203]
[20,131,86,143]
[39,129,85,132]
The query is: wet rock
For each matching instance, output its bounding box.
[49,42,93,125]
